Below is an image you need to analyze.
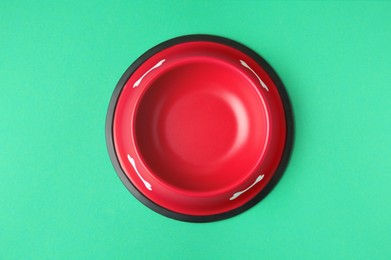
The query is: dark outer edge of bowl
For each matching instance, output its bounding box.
[105,34,294,223]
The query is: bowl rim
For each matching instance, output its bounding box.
[105,34,294,222]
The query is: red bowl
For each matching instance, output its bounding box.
[106,35,293,222]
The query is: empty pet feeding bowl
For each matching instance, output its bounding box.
[106,35,293,222]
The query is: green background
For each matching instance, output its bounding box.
[1,1,390,259]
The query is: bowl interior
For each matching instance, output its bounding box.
[135,59,269,193]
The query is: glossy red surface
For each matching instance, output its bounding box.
[113,41,286,215]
